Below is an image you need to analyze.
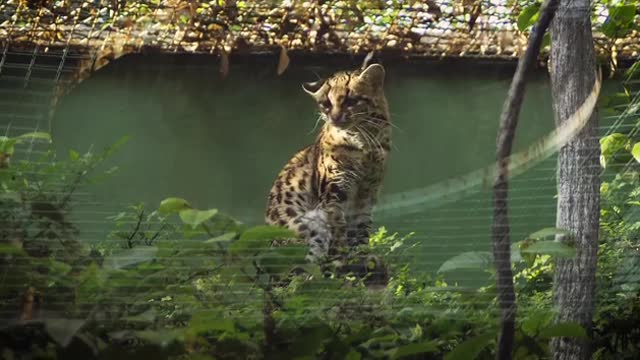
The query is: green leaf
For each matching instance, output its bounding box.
[188,310,235,335]
[632,143,640,163]
[0,243,27,256]
[0,136,18,155]
[288,324,332,357]
[528,227,569,240]
[521,309,553,336]
[179,208,218,229]
[391,340,438,358]
[602,4,637,38]
[259,245,308,275]
[517,4,540,31]
[625,60,640,80]
[69,149,80,161]
[123,309,157,324]
[600,133,628,153]
[104,135,130,158]
[521,240,576,258]
[601,93,631,109]
[444,332,495,360]
[616,4,637,20]
[345,350,362,360]
[49,260,72,277]
[183,355,215,360]
[132,329,185,345]
[0,191,21,203]
[181,223,207,238]
[44,318,86,347]
[541,32,551,48]
[230,225,296,256]
[510,243,523,263]
[205,232,237,243]
[600,133,629,168]
[104,246,159,270]
[539,322,587,338]
[76,263,105,304]
[601,17,617,38]
[240,225,297,242]
[438,251,493,273]
[295,263,323,279]
[614,255,640,286]
[158,197,191,214]
[14,132,52,143]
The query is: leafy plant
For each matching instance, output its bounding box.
[601,1,638,39]
[0,135,129,357]
[2,126,640,359]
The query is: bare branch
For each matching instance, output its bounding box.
[493,0,560,358]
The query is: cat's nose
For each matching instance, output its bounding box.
[331,113,347,124]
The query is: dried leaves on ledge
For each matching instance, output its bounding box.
[0,0,638,62]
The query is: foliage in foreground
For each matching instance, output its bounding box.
[0,128,638,359]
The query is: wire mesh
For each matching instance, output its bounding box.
[1,8,640,356]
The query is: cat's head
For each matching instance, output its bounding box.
[302,63,389,129]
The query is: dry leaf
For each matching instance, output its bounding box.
[182,42,199,52]
[610,45,618,79]
[426,0,442,20]
[21,287,41,321]
[468,1,482,31]
[362,50,375,69]
[188,2,197,18]
[220,48,229,78]
[277,46,290,75]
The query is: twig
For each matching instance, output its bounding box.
[58,170,85,210]
[126,208,144,249]
[147,223,167,245]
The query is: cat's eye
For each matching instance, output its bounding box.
[343,97,359,107]
[320,99,332,110]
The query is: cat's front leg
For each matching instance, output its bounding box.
[348,165,384,247]
[319,179,351,256]
[348,198,374,248]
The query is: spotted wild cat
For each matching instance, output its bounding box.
[265,62,392,263]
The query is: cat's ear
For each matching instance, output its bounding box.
[358,64,385,87]
[302,79,325,97]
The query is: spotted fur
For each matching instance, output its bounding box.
[265,63,392,263]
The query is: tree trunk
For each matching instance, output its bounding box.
[550,1,599,359]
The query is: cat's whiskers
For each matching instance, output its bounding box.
[353,125,373,149]
[351,112,398,152]
[362,122,396,152]
[356,124,383,152]
[362,120,398,152]
[308,112,326,134]
[359,118,386,130]
[362,112,402,132]
[353,108,399,128]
